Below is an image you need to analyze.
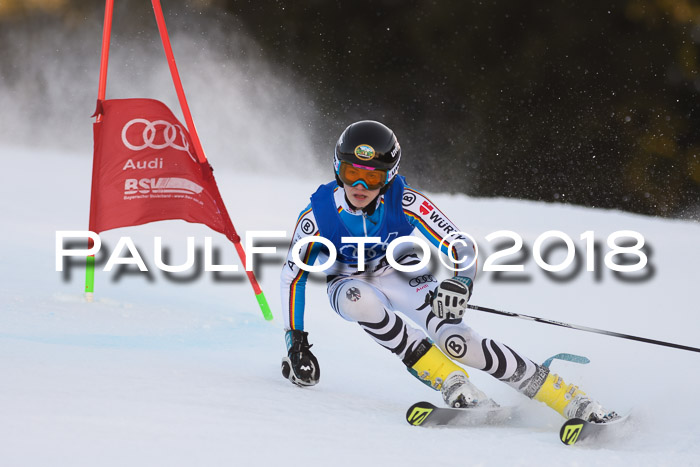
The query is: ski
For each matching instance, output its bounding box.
[559,414,631,445]
[406,401,516,427]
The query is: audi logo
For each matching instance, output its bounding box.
[121,118,196,162]
[408,274,437,287]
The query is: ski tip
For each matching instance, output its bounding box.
[560,418,586,445]
[406,401,437,427]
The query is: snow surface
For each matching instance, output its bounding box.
[1,145,699,467]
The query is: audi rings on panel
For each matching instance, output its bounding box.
[121,118,197,163]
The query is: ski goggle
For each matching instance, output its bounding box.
[337,161,389,190]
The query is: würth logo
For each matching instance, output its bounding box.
[420,201,434,216]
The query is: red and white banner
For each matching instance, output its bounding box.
[89,98,238,242]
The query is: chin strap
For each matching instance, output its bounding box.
[378,177,395,195]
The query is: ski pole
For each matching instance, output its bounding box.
[467,303,700,354]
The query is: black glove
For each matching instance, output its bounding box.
[431,276,472,319]
[281,329,320,387]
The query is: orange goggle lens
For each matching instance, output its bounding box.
[338,162,388,190]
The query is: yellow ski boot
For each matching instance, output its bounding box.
[534,372,617,422]
[403,339,491,408]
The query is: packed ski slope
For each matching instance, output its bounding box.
[1,146,699,467]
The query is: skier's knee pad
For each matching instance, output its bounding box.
[334,281,385,324]
[433,324,482,365]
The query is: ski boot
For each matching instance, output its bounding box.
[403,339,492,408]
[440,370,493,408]
[534,372,619,423]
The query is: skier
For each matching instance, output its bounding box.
[280,120,617,423]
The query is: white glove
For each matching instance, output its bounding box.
[431,277,472,319]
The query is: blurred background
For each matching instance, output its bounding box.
[1,0,699,220]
